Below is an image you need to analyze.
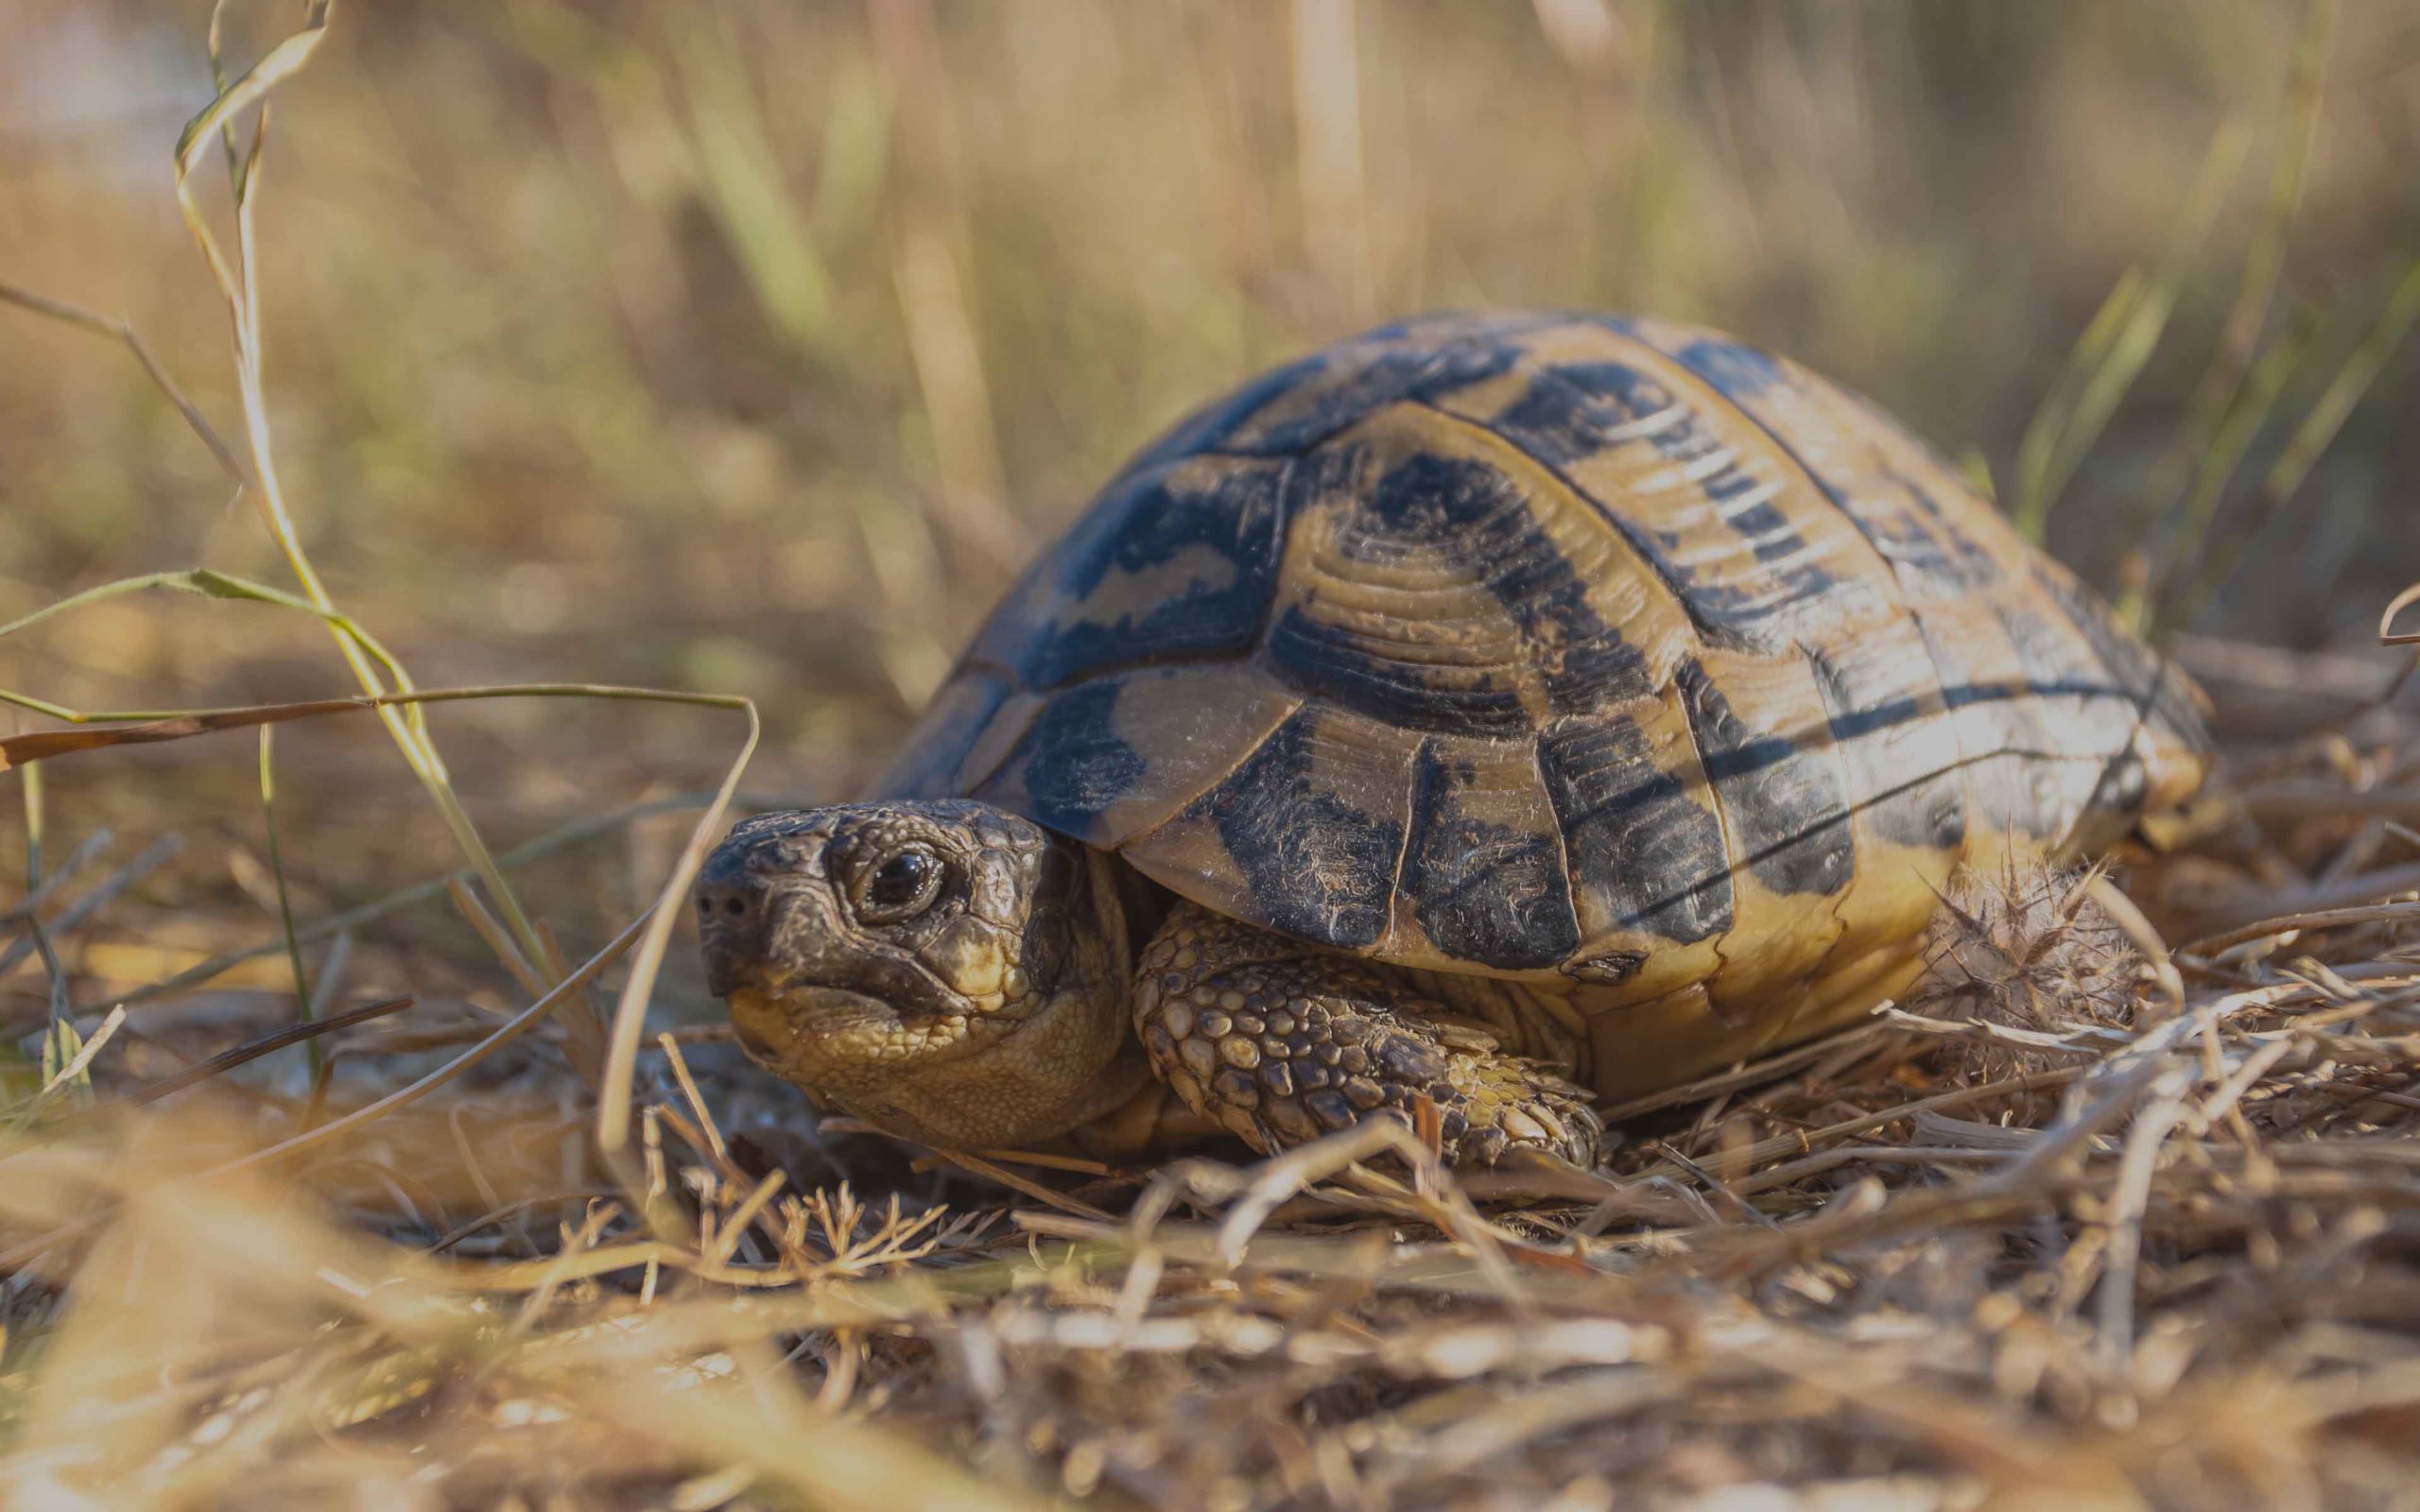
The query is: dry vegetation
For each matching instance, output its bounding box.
[5,4,2420,1509]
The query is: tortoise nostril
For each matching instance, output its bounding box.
[694,879,763,931]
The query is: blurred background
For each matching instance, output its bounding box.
[2,0,2415,961]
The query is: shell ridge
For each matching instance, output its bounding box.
[1241,451,1303,662]
[1529,732,1582,965]
[1383,733,1437,951]
[1628,324,2008,857]
[1407,394,1728,655]
[1452,326,1883,651]
[1675,655,1859,900]
[2007,587,2164,851]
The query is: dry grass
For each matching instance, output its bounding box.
[6,4,2420,1509]
[9,707,2420,1511]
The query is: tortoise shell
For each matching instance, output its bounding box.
[878,312,2210,1023]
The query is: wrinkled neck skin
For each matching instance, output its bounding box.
[733,843,1147,1150]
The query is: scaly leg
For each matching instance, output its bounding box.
[1132,903,1600,1169]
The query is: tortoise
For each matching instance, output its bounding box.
[695,311,2211,1170]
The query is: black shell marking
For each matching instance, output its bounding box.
[1535,712,1735,945]
[1673,658,1858,901]
[1264,446,1654,734]
[1403,737,1582,969]
[1181,704,1403,950]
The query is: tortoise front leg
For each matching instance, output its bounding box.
[1132,903,1601,1170]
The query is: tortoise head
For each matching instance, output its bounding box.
[694,799,1143,1148]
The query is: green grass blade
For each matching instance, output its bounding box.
[2010,122,2250,542]
[2013,266,2148,539]
[2128,0,2336,626]
[171,1,561,987]
[2123,311,2318,627]
[13,766,72,1044]
[258,727,322,1078]
[2164,254,2420,632]
[672,18,836,361]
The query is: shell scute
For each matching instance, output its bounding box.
[1803,636,1969,856]
[971,453,1290,691]
[1426,319,1895,655]
[1263,412,1665,737]
[1123,313,1549,472]
[972,663,1299,848]
[1395,734,1580,971]
[1803,634,1970,972]
[1533,690,1733,1001]
[1619,316,2006,605]
[1670,646,1857,1016]
[882,670,1012,801]
[1135,701,1410,952]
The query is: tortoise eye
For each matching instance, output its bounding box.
[859,848,943,920]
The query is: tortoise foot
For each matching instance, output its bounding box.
[1132,904,1602,1170]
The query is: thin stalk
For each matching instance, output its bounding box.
[171,0,556,997]
[258,727,321,1078]
[0,681,758,1160]
[0,284,246,485]
[0,682,753,753]
[75,788,786,1020]
[16,766,70,1040]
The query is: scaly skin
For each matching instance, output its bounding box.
[1132,902,1601,1167]
[698,801,1599,1167]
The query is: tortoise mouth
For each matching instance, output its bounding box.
[778,982,894,1022]
[727,981,1015,1075]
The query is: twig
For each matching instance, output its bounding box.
[112,995,416,1108]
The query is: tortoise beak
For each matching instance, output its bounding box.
[700,936,756,1000]
[695,849,773,998]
